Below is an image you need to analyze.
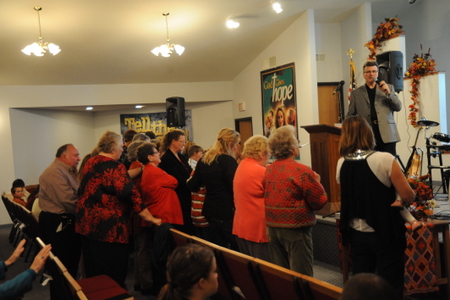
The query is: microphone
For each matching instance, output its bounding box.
[375,79,389,93]
[374,78,382,87]
[332,80,345,95]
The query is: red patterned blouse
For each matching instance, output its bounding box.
[75,155,146,244]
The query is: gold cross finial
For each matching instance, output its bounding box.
[346,48,355,59]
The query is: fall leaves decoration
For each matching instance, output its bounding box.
[404,46,437,127]
[365,17,404,60]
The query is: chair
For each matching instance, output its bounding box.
[39,238,134,300]
[219,248,267,300]
[170,228,193,246]
[189,235,240,300]
[301,274,342,300]
[253,258,310,300]
[1,194,20,243]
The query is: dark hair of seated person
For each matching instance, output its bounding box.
[339,273,395,300]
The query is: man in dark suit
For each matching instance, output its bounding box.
[347,61,402,156]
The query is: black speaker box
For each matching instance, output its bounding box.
[376,51,403,92]
[166,97,186,127]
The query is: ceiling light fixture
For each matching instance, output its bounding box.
[226,18,240,29]
[151,12,184,57]
[21,6,61,56]
[135,105,143,109]
[272,1,283,13]
[86,107,93,111]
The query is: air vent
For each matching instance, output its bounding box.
[316,53,326,62]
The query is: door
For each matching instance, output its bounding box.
[318,82,344,126]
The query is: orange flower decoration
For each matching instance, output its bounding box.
[404,46,437,127]
[365,17,404,60]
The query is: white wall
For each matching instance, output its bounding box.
[10,109,96,184]
[340,3,373,115]
[232,10,318,166]
[315,22,343,83]
[372,0,450,133]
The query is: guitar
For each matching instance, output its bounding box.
[404,127,423,178]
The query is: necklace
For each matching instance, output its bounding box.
[344,149,375,160]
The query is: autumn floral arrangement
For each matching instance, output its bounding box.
[407,175,437,220]
[404,46,438,127]
[365,17,404,60]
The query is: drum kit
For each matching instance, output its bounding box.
[417,119,450,144]
[416,118,450,194]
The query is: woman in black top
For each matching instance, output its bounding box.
[188,128,240,249]
[159,129,193,234]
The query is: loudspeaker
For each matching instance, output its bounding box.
[376,51,403,92]
[166,97,186,127]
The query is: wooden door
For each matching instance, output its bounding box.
[318,82,344,126]
[235,117,253,146]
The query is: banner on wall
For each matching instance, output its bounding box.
[260,63,297,139]
[120,110,192,141]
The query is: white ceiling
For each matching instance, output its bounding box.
[0,0,409,87]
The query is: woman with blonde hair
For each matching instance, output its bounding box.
[233,135,271,260]
[188,128,240,250]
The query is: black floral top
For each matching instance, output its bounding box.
[75,155,146,243]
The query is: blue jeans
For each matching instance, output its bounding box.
[267,226,313,276]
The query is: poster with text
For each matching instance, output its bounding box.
[120,110,192,141]
[261,63,297,139]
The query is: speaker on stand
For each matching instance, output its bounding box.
[166,97,186,127]
[376,51,404,93]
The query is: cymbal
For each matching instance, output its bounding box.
[417,120,439,127]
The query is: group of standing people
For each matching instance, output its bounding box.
[13,59,412,300]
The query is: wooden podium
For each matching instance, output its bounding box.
[302,124,341,216]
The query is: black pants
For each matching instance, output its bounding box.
[349,229,405,300]
[39,211,81,300]
[205,218,239,251]
[80,235,130,287]
[372,123,397,156]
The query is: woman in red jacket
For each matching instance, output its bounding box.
[137,142,183,225]
[233,135,271,261]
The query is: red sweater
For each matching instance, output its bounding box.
[139,164,183,226]
[263,159,327,228]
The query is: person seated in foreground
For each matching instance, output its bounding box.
[156,244,218,300]
[339,273,395,300]
[0,239,51,299]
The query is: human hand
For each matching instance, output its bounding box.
[5,239,26,267]
[29,244,52,274]
[151,217,162,226]
[377,80,390,95]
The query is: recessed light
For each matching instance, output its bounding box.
[86,107,93,111]
[135,105,143,109]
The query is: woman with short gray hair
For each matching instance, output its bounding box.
[263,125,327,275]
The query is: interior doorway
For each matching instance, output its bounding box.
[235,117,253,146]
[317,82,345,126]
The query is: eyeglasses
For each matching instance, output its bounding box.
[363,70,378,74]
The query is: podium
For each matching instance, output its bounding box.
[302,124,341,215]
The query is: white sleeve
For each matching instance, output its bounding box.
[336,157,344,184]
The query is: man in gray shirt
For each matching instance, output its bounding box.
[39,144,81,300]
